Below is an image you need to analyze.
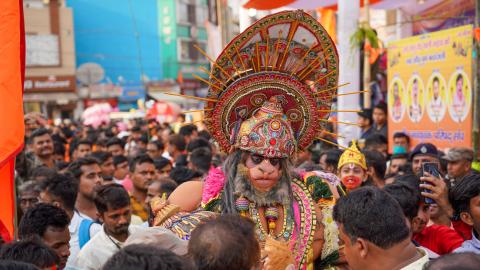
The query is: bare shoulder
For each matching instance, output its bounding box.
[168,181,204,212]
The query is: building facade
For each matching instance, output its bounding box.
[23,0,78,119]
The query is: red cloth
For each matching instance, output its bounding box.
[452,220,473,240]
[0,219,12,243]
[413,225,464,255]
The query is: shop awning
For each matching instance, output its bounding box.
[148,91,199,105]
[23,92,78,103]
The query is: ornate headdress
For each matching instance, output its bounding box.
[200,10,339,158]
[337,140,367,170]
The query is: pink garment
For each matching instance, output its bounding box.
[122,176,133,192]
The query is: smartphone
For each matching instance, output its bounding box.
[421,162,440,204]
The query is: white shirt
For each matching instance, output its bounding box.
[74,225,141,270]
[400,248,429,270]
[66,211,102,268]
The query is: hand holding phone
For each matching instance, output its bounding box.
[420,162,441,204]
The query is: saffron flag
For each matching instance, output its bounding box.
[0,0,25,239]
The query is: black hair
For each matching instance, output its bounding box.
[18,203,70,239]
[450,174,480,214]
[363,150,387,179]
[365,134,388,149]
[432,77,439,84]
[0,239,58,268]
[393,174,420,190]
[31,166,56,181]
[148,140,164,151]
[139,134,148,145]
[102,244,189,270]
[333,187,410,249]
[188,214,260,270]
[186,138,212,153]
[324,149,343,169]
[106,137,125,148]
[113,155,129,167]
[425,252,480,270]
[131,126,142,133]
[38,173,78,211]
[71,139,93,151]
[398,163,414,175]
[198,130,211,141]
[174,154,188,167]
[169,166,203,185]
[67,157,99,180]
[374,101,387,114]
[190,147,212,175]
[129,154,154,172]
[29,128,51,144]
[0,261,39,270]
[393,132,411,144]
[179,124,198,137]
[94,183,130,214]
[55,161,70,171]
[383,182,420,220]
[153,157,172,171]
[90,151,113,164]
[53,141,65,157]
[168,134,186,152]
[456,74,463,84]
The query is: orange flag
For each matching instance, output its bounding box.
[0,0,25,239]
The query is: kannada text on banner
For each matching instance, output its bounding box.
[387,25,473,151]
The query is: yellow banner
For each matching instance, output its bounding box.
[387,25,473,151]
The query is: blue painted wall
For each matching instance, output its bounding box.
[67,0,163,84]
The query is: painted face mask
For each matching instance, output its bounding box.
[341,175,362,190]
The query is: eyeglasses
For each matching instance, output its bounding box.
[250,154,282,166]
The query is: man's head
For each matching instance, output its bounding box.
[30,128,54,159]
[450,174,480,234]
[425,252,480,270]
[188,147,212,176]
[364,134,388,158]
[102,244,188,270]
[319,149,343,174]
[383,179,429,234]
[410,143,440,176]
[0,239,58,269]
[106,137,125,157]
[31,166,56,183]
[167,135,186,159]
[113,155,129,180]
[146,177,178,205]
[392,132,410,154]
[52,141,66,164]
[18,204,70,269]
[91,151,115,179]
[357,109,373,129]
[169,166,202,185]
[189,214,260,270]
[38,173,77,215]
[18,181,39,214]
[129,154,156,193]
[412,78,418,98]
[445,147,474,180]
[130,126,143,142]
[146,140,164,160]
[389,154,408,175]
[154,157,172,178]
[71,139,92,161]
[94,184,132,238]
[432,77,440,99]
[179,124,198,144]
[372,102,387,126]
[67,157,103,201]
[186,138,212,154]
[456,74,463,94]
[363,150,386,187]
[333,187,410,270]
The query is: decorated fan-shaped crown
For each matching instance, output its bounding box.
[201,10,339,154]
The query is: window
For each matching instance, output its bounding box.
[178,39,207,63]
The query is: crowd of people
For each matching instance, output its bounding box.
[0,108,478,269]
[2,9,480,270]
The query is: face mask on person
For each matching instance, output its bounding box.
[393,145,407,155]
